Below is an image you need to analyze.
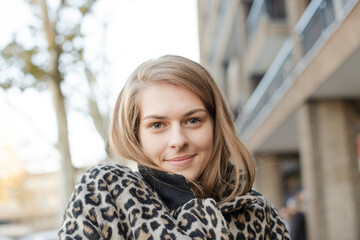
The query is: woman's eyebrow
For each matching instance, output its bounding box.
[183,108,207,117]
[142,108,207,121]
[141,115,166,121]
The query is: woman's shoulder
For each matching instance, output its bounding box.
[220,189,290,239]
[71,163,143,200]
[219,188,269,213]
[78,163,140,183]
[234,188,282,216]
[60,164,149,239]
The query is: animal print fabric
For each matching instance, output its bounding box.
[58,164,290,239]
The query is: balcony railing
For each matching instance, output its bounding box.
[236,39,296,137]
[246,0,286,42]
[246,0,266,42]
[295,0,335,55]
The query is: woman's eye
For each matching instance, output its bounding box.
[150,122,163,129]
[187,118,200,125]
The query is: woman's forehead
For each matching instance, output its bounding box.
[138,83,206,117]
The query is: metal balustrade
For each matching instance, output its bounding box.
[246,0,266,42]
[246,0,286,42]
[295,0,335,55]
[236,39,295,137]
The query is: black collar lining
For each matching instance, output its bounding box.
[138,165,195,211]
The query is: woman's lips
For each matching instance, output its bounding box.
[165,154,196,166]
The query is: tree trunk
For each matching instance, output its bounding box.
[50,78,76,203]
[40,0,76,205]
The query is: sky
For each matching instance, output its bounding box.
[0,0,200,174]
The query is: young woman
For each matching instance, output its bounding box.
[59,55,290,239]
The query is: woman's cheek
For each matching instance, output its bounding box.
[142,132,167,157]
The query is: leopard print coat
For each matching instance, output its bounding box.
[58,164,290,239]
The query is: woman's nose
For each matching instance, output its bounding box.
[169,126,189,150]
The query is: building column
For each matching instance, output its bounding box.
[297,100,360,240]
[254,155,284,209]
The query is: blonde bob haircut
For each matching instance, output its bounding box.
[109,55,255,203]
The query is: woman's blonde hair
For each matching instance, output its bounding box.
[109,55,255,203]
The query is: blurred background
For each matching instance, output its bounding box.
[0,0,359,239]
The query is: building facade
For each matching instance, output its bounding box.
[197,0,360,239]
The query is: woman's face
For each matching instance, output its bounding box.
[138,82,214,180]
